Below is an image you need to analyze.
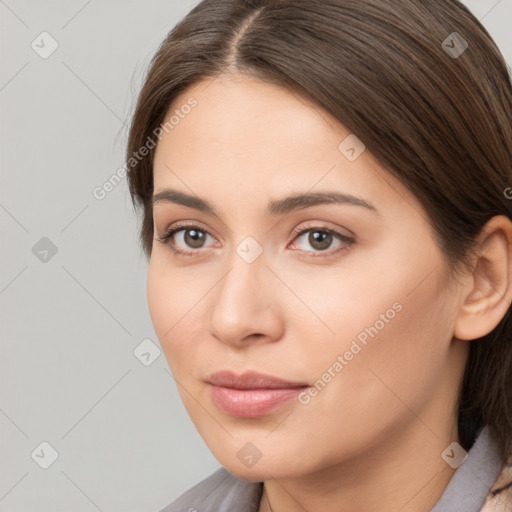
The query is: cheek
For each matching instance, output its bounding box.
[147,262,184,360]
[280,240,453,380]
[299,261,455,420]
[146,259,212,373]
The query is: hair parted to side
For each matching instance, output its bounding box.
[125,0,512,471]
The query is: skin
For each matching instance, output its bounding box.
[147,73,512,512]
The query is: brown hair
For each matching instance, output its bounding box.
[125,0,512,472]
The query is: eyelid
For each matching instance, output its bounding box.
[290,221,354,240]
[157,219,217,239]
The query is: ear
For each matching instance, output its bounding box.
[453,215,512,341]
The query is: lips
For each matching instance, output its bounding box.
[206,370,308,418]
[206,370,308,389]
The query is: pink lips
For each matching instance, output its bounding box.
[206,370,308,418]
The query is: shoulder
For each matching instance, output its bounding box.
[158,467,263,512]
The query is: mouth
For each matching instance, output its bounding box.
[205,370,309,418]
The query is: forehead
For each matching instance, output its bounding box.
[152,73,423,219]
[157,73,346,158]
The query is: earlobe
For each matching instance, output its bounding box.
[453,215,512,341]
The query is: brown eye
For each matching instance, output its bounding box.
[183,229,207,248]
[290,226,355,258]
[308,230,333,251]
[156,224,216,255]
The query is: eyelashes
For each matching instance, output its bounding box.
[288,226,355,258]
[155,222,355,259]
[156,224,216,258]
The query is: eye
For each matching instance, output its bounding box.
[156,223,217,256]
[289,226,354,257]
[156,222,355,259]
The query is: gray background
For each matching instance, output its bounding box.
[1,1,511,511]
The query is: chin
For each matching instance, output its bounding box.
[226,466,268,482]
[209,444,308,482]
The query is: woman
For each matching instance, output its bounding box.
[125,0,512,510]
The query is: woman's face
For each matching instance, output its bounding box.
[148,73,469,480]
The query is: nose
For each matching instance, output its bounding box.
[208,246,285,348]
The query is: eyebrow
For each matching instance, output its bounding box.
[152,188,379,216]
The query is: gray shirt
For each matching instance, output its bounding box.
[160,426,501,512]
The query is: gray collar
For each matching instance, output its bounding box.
[431,425,502,511]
